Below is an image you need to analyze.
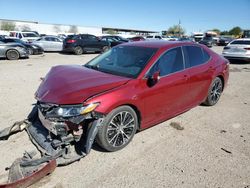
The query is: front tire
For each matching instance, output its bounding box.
[6,50,20,60]
[96,106,138,152]
[203,77,223,106]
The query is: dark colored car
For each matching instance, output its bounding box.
[129,36,146,41]
[1,38,44,55]
[63,34,110,55]
[217,37,234,46]
[108,35,130,42]
[199,36,214,47]
[34,41,229,153]
[0,41,29,60]
[100,36,124,47]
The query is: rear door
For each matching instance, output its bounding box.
[183,45,213,106]
[142,47,190,128]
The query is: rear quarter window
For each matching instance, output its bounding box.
[183,46,211,68]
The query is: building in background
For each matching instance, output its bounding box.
[0,19,157,37]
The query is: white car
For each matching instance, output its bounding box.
[222,38,250,62]
[32,36,63,52]
[9,31,40,42]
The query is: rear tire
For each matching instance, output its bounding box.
[74,46,83,55]
[96,106,138,152]
[203,77,223,106]
[6,50,20,60]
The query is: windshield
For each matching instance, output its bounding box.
[22,33,39,37]
[85,46,157,78]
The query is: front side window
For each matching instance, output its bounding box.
[85,46,157,78]
[149,47,184,76]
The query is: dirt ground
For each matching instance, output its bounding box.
[0,46,249,188]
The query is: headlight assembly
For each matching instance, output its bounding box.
[45,103,100,118]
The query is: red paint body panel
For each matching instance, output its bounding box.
[36,65,130,104]
[36,41,229,130]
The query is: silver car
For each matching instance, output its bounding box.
[222,38,250,62]
[0,41,29,60]
[32,36,63,52]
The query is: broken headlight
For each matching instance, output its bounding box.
[45,103,99,118]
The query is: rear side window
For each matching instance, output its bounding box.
[230,40,250,45]
[150,47,184,76]
[183,46,210,68]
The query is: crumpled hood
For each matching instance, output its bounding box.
[36,65,130,104]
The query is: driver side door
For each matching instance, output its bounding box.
[141,47,190,128]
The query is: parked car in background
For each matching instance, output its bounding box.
[146,35,163,40]
[107,35,130,42]
[100,36,124,47]
[217,37,234,46]
[36,41,229,152]
[9,31,40,43]
[0,41,29,60]
[63,34,110,55]
[33,36,63,52]
[0,38,44,55]
[199,36,214,47]
[128,36,145,41]
[178,37,195,42]
[222,38,250,62]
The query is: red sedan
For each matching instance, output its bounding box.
[35,41,229,152]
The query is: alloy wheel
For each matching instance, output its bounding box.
[210,79,223,104]
[106,111,135,147]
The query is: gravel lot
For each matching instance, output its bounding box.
[0,46,250,188]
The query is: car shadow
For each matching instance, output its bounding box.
[229,60,250,65]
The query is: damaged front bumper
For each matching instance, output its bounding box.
[0,104,104,188]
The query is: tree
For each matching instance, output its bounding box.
[0,21,16,31]
[220,30,229,35]
[229,27,242,36]
[21,25,31,31]
[68,25,78,33]
[211,28,221,35]
[167,25,185,36]
[106,29,117,35]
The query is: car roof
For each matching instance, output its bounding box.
[233,38,250,41]
[120,41,196,49]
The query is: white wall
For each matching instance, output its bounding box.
[0,20,102,36]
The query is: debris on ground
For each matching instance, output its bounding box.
[170,122,184,130]
[221,148,232,154]
[220,130,227,133]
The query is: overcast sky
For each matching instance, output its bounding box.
[0,0,250,34]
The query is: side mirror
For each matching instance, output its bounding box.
[147,71,160,87]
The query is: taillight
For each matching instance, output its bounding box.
[67,39,76,43]
[244,48,250,50]
[223,46,230,50]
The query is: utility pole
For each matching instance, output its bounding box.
[178,19,181,37]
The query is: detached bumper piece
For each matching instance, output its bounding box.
[0,106,103,188]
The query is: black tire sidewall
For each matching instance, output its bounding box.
[96,106,138,152]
